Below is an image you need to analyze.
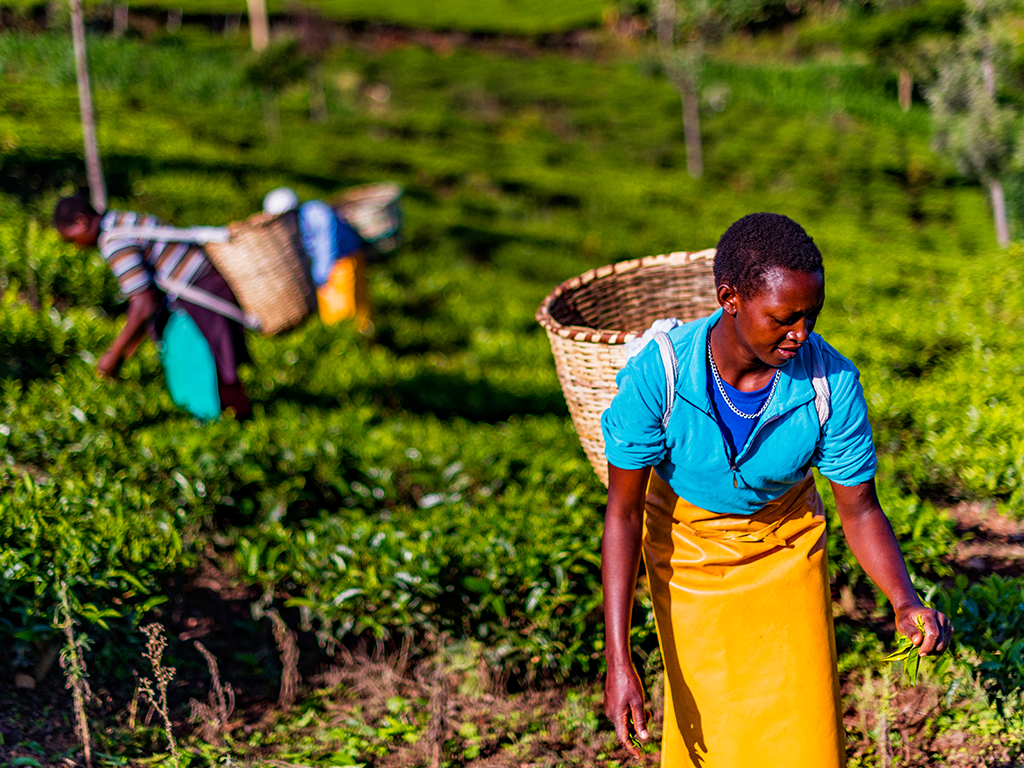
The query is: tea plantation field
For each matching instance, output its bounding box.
[2,0,606,34]
[2,13,1024,767]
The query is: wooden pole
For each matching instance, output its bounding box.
[982,48,1009,247]
[247,0,269,51]
[898,68,912,112]
[113,4,128,37]
[69,0,107,212]
[990,178,1010,248]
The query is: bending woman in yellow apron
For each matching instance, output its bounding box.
[600,213,953,767]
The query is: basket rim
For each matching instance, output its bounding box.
[534,248,716,345]
[331,181,404,206]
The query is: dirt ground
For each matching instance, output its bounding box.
[947,502,1024,577]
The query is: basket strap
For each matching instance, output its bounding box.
[105,224,231,243]
[809,337,831,429]
[653,330,828,432]
[156,276,262,331]
[652,331,678,430]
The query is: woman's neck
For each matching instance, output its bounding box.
[709,318,776,392]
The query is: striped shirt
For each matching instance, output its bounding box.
[98,210,211,297]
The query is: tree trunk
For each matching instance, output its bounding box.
[898,68,912,112]
[113,4,128,37]
[681,76,703,179]
[247,0,269,52]
[263,90,281,144]
[69,0,107,212]
[989,178,1009,247]
[982,55,996,98]
[309,75,327,123]
[656,0,674,50]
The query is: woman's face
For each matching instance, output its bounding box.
[720,267,825,369]
[58,213,101,248]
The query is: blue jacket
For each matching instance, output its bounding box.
[601,310,877,515]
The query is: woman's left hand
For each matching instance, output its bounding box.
[895,604,953,656]
[97,347,122,379]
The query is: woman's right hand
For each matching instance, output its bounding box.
[604,659,650,759]
[602,464,652,759]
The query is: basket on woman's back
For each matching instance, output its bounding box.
[535,249,718,487]
[204,210,317,336]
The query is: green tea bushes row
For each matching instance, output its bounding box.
[1,31,987,276]
[935,574,1024,699]
[122,406,612,677]
[224,414,609,678]
[815,470,956,594]
[827,244,1024,506]
[0,25,1017,683]
[0,467,184,658]
[0,217,121,314]
[0,290,120,383]
[0,285,609,679]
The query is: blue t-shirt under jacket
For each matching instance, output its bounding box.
[601,309,877,515]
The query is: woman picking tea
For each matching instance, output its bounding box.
[600,213,953,767]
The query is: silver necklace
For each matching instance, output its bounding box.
[707,334,779,420]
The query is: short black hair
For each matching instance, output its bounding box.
[713,212,823,298]
[53,195,99,232]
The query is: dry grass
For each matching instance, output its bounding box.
[268,608,301,711]
[187,641,236,744]
[301,642,660,768]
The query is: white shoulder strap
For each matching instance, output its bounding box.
[104,224,258,330]
[810,339,831,428]
[649,330,830,433]
[105,224,231,244]
[652,331,678,430]
[156,276,262,331]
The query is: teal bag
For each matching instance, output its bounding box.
[159,309,221,420]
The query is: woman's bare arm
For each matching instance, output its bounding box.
[98,288,160,378]
[832,478,953,654]
[602,463,652,758]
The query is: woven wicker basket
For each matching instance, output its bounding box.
[204,210,316,336]
[536,249,719,487]
[332,182,404,256]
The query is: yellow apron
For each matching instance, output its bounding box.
[317,252,371,332]
[643,471,845,768]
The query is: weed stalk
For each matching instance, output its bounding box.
[139,622,180,762]
[56,582,94,768]
[188,640,236,744]
[269,608,300,710]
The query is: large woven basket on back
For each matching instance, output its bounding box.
[204,210,316,336]
[536,249,719,487]
[331,182,404,257]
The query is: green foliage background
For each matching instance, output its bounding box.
[1,0,608,34]
[2,8,1024,760]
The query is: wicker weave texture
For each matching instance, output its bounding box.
[536,250,718,487]
[205,210,316,336]
[332,182,404,254]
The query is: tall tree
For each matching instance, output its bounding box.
[655,0,764,179]
[655,0,705,179]
[797,0,963,112]
[860,0,962,112]
[927,0,1019,246]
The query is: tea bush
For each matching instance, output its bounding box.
[1,24,1024,697]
